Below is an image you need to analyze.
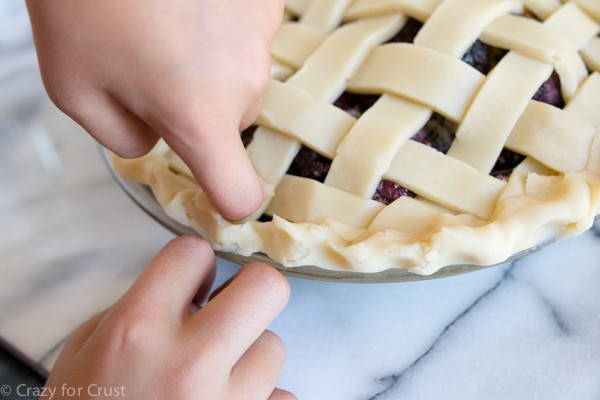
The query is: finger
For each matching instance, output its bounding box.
[231,330,285,399]
[113,236,216,321]
[116,57,266,220]
[74,92,160,158]
[163,121,264,220]
[54,308,109,360]
[188,263,290,368]
[207,265,248,302]
[269,389,298,400]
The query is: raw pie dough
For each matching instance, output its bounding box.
[113,0,600,275]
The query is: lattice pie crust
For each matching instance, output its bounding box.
[113,0,600,275]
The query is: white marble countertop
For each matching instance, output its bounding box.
[2,3,600,399]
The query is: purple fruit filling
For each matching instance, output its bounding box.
[412,113,457,153]
[333,93,379,118]
[462,40,508,75]
[387,18,423,44]
[287,146,331,183]
[373,180,416,205]
[491,149,525,181]
[241,125,257,147]
[533,72,564,108]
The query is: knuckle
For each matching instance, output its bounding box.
[156,97,206,139]
[45,82,86,118]
[44,80,95,134]
[104,314,152,353]
[39,69,90,120]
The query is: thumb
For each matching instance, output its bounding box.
[163,120,264,221]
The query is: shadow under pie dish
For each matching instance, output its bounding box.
[110,0,600,278]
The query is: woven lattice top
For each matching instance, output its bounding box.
[114,0,600,275]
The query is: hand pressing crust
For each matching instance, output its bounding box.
[27,0,284,220]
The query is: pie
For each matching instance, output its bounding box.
[112,0,600,275]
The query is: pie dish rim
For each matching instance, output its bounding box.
[100,146,563,283]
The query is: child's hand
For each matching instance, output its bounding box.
[26,0,284,220]
[43,237,295,400]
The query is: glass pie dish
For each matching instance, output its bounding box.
[101,147,559,283]
[101,2,600,282]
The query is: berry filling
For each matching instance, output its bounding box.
[333,93,378,118]
[412,112,457,153]
[532,71,564,108]
[387,17,423,44]
[288,146,331,183]
[462,39,508,74]
[241,125,257,147]
[491,149,525,180]
[373,180,416,205]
